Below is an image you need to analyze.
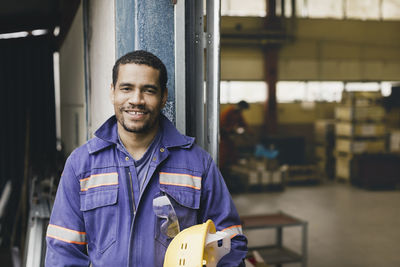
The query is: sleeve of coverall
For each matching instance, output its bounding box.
[45,155,90,267]
[199,157,248,266]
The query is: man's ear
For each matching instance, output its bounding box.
[110,83,115,104]
[161,88,168,108]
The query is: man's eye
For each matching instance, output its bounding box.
[145,88,157,94]
[121,87,130,91]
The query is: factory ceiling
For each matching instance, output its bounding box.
[0,0,80,47]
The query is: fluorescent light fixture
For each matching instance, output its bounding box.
[0,31,29,39]
[32,29,48,36]
[53,26,60,36]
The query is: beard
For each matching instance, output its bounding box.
[117,104,161,134]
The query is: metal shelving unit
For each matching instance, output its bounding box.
[241,212,308,267]
[334,91,386,182]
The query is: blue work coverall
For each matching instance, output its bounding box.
[45,115,247,266]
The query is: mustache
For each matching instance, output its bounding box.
[122,104,147,111]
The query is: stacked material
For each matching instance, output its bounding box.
[334,91,386,181]
[230,158,287,192]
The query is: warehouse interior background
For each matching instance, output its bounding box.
[0,0,400,266]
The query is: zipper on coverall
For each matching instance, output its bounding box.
[126,167,136,215]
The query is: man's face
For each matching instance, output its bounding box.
[111,63,167,135]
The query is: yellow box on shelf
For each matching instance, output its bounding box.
[335,122,386,137]
[336,138,386,154]
[335,106,385,122]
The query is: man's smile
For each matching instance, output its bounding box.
[124,109,149,119]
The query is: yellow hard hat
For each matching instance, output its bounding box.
[163,220,231,267]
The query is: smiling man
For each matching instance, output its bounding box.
[45,50,247,266]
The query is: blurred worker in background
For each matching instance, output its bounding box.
[45,50,247,266]
[219,100,250,191]
[220,100,250,169]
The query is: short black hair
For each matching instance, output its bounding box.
[112,50,168,94]
[237,100,249,109]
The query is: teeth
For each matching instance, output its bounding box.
[127,111,145,115]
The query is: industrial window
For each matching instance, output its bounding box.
[277,81,341,103]
[304,0,343,19]
[221,0,266,17]
[220,81,394,104]
[220,81,267,104]
[277,81,393,103]
[221,0,400,21]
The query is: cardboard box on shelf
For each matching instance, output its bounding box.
[336,138,386,154]
[335,106,385,122]
[335,122,386,137]
[389,130,400,153]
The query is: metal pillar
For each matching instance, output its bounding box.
[205,0,221,162]
[115,0,135,59]
[115,0,176,122]
[263,0,281,135]
[263,46,279,135]
[186,0,205,149]
[186,0,220,161]
[114,0,220,159]
[82,0,91,141]
[174,0,186,134]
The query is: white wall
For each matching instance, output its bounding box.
[59,1,116,153]
[87,0,115,136]
[59,3,86,154]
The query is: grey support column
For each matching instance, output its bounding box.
[115,0,176,122]
[114,0,221,161]
[174,0,186,134]
[205,0,221,162]
[185,0,205,149]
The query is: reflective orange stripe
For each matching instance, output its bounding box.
[46,224,87,245]
[46,234,88,245]
[159,172,202,190]
[222,225,243,238]
[80,172,118,191]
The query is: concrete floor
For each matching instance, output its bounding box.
[233,182,400,267]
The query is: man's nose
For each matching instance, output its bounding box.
[128,90,145,105]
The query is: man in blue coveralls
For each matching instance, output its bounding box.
[45,50,247,266]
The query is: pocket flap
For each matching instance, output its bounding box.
[160,185,200,210]
[80,187,118,211]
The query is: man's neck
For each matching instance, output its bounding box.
[118,124,159,161]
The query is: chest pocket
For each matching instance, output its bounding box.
[80,186,119,254]
[155,171,202,248]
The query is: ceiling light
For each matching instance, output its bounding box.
[32,29,48,36]
[0,31,29,39]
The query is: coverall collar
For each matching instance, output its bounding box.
[87,114,194,154]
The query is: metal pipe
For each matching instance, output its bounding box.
[83,0,91,140]
[206,0,221,162]
[291,0,296,18]
[194,0,205,149]
[174,0,186,134]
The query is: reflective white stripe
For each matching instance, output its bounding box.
[80,172,118,191]
[222,225,243,238]
[159,172,202,190]
[46,224,87,245]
